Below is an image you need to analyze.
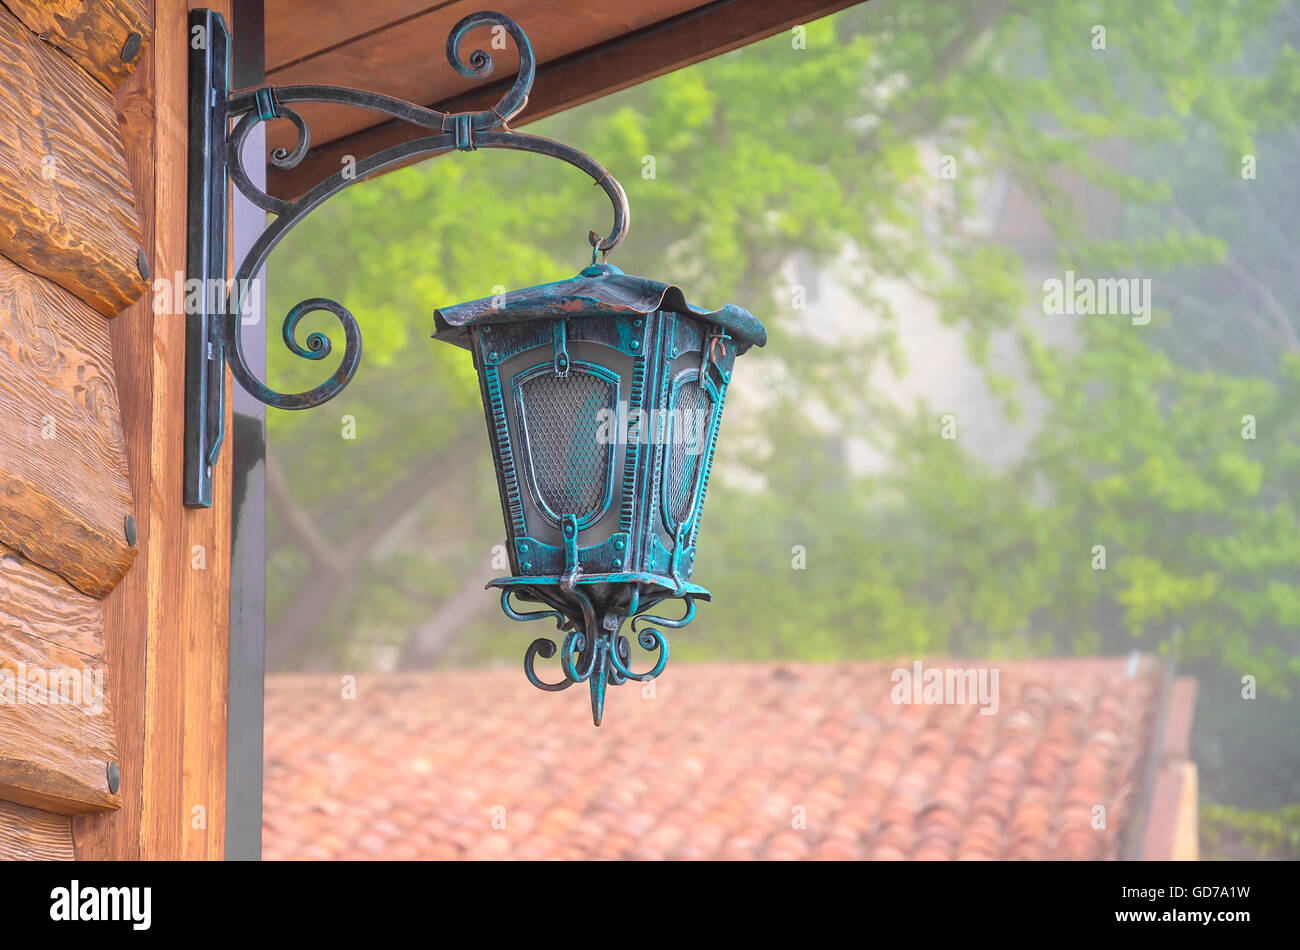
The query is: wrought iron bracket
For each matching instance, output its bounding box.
[184,7,631,506]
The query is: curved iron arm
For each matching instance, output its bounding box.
[223,127,629,411]
[184,8,630,504]
[223,21,628,411]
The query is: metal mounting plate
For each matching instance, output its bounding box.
[184,8,231,508]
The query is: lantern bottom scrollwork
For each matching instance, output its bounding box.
[497,580,704,725]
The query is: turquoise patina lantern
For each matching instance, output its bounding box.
[433,263,766,724]
[179,4,766,724]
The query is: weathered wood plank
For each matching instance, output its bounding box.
[0,6,147,316]
[0,543,104,659]
[71,7,158,862]
[0,603,120,815]
[0,255,138,598]
[3,0,152,92]
[73,0,234,861]
[0,799,74,859]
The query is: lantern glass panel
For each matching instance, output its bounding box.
[513,365,617,527]
[664,371,713,528]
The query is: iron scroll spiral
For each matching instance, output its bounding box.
[517,589,697,694]
[444,11,534,124]
[219,10,630,412]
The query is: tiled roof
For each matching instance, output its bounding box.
[263,657,1165,860]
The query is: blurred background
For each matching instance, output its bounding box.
[261,0,1299,859]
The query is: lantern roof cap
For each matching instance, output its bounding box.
[432,263,767,352]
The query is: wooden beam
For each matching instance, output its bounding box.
[268,0,864,198]
[0,800,74,860]
[0,5,147,316]
[0,255,138,599]
[0,542,113,819]
[0,543,105,659]
[3,0,152,92]
[0,558,118,814]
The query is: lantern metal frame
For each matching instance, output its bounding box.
[183,7,628,507]
[432,263,764,723]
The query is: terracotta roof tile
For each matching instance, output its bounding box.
[263,657,1165,860]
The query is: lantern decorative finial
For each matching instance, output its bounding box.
[509,587,693,726]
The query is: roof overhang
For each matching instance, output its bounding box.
[263,0,866,199]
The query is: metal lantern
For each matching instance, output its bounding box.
[433,263,766,724]
[182,6,769,725]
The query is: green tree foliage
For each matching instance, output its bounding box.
[265,0,1298,800]
[1201,803,1300,859]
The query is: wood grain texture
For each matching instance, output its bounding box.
[0,5,147,316]
[0,594,119,815]
[0,799,74,859]
[73,0,232,861]
[0,255,138,598]
[3,0,152,91]
[0,542,104,659]
[267,0,863,197]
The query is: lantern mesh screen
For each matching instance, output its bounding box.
[521,372,613,519]
[666,381,711,525]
